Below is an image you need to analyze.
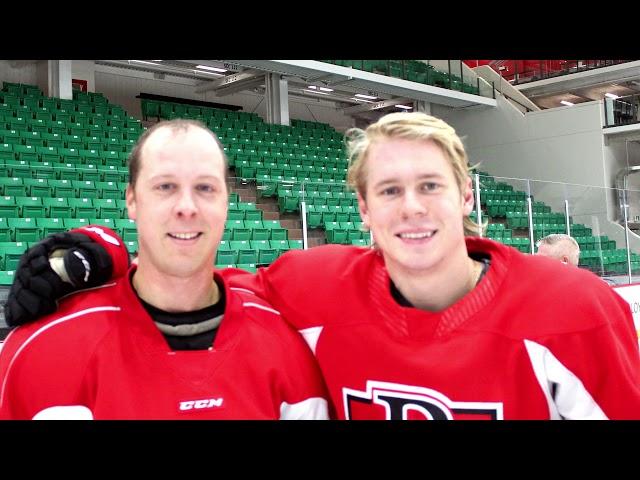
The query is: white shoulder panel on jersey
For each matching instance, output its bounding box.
[298,326,323,355]
[279,397,329,420]
[33,405,94,420]
[524,339,607,420]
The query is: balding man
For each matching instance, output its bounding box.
[536,233,580,266]
[0,119,328,420]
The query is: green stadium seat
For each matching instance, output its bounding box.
[94,198,123,219]
[124,240,138,255]
[16,196,45,217]
[115,218,137,241]
[216,249,237,265]
[0,242,29,270]
[288,240,303,250]
[72,180,99,198]
[0,270,15,285]
[8,218,41,242]
[237,248,258,265]
[68,198,97,218]
[23,178,53,197]
[236,263,257,273]
[97,181,123,199]
[6,160,33,179]
[0,196,19,217]
[36,217,67,236]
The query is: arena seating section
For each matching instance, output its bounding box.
[320,60,481,95]
[0,81,636,285]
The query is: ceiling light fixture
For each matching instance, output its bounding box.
[355,93,377,100]
[560,100,574,106]
[395,104,413,110]
[196,65,228,73]
[129,60,160,66]
[605,92,620,99]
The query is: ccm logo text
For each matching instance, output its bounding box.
[179,398,224,411]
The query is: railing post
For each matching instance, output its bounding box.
[474,173,483,237]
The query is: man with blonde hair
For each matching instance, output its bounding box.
[536,233,580,266]
[7,112,640,419]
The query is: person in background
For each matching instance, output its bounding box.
[536,233,580,266]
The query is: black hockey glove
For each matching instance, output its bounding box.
[4,232,114,327]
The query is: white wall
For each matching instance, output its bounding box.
[434,95,635,247]
[0,60,38,88]
[435,95,606,186]
[603,138,640,250]
[72,60,96,92]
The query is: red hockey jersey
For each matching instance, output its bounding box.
[231,237,640,419]
[0,266,329,420]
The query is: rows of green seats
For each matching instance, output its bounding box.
[506,210,563,229]
[473,174,640,269]
[290,119,334,131]
[321,61,480,95]
[485,223,513,240]
[278,189,358,214]
[223,219,288,242]
[575,235,616,251]
[324,221,366,244]
[0,196,127,219]
[0,178,126,198]
[216,239,301,265]
[215,239,303,272]
[2,82,45,98]
[0,143,131,167]
[351,237,372,247]
[307,204,361,228]
[0,216,132,244]
[0,83,143,171]
[501,236,532,253]
[482,191,527,205]
[256,176,346,198]
[232,145,347,164]
[240,166,346,185]
[141,99,262,124]
[0,160,127,181]
[580,249,640,274]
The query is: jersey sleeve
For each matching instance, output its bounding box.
[228,251,318,331]
[0,326,87,419]
[532,286,640,419]
[75,225,130,279]
[0,308,106,420]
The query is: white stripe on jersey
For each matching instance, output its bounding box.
[33,405,94,420]
[524,339,607,419]
[279,397,329,420]
[230,287,257,295]
[242,302,280,316]
[298,326,323,355]
[0,306,121,407]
